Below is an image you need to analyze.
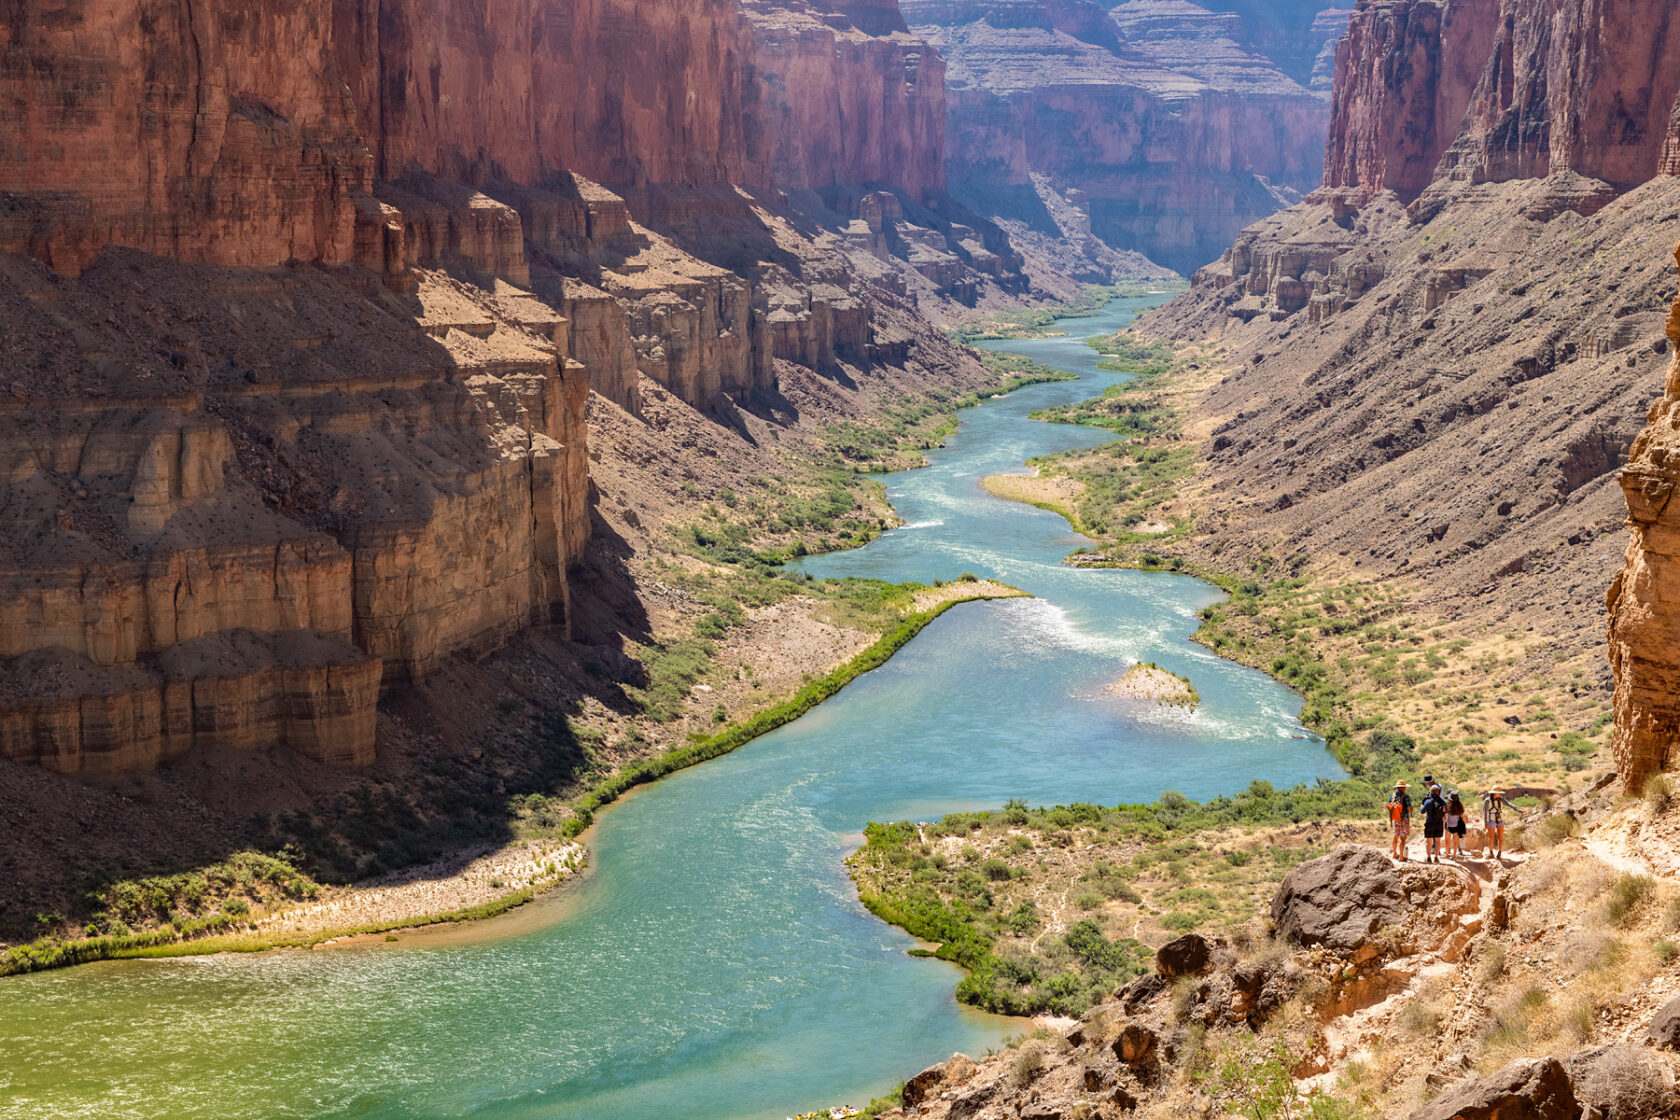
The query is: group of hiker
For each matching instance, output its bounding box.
[1387,775,1512,863]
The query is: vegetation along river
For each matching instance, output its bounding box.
[0,295,1343,1120]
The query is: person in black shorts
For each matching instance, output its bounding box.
[1420,783,1447,863]
[1445,790,1468,858]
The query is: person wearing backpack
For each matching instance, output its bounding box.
[1421,784,1448,863]
[1388,781,1413,861]
[1482,788,1510,860]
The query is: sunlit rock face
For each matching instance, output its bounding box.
[1609,246,1680,791]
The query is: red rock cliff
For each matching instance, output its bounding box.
[1323,0,1680,201]
[1321,0,1498,199]
[0,0,1022,779]
[742,0,946,202]
[0,0,948,272]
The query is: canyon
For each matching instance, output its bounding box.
[0,0,1086,936]
[0,0,1024,780]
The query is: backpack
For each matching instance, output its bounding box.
[1388,798,1405,821]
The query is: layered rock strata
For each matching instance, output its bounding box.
[0,0,955,275]
[0,252,589,774]
[1608,246,1680,790]
[0,0,1037,778]
[1323,0,1680,203]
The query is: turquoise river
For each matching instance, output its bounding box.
[0,295,1342,1119]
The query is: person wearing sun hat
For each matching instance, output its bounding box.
[1387,780,1413,861]
[1482,787,1510,860]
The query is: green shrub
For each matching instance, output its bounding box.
[1604,875,1657,927]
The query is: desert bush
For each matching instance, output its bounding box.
[1644,774,1673,817]
[1398,998,1441,1036]
[1604,875,1657,928]
[1573,1044,1676,1120]
[1010,1044,1045,1088]
[1537,814,1580,846]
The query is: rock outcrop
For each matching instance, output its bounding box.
[1608,246,1680,790]
[1271,845,1410,951]
[905,0,1347,274]
[1408,1057,1580,1120]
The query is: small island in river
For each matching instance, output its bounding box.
[1105,661,1199,709]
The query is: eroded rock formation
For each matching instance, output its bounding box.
[0,253,589,774]
[1607,245,1680,790]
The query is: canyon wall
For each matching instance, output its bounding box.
[0,253,589,774]
[1608,248,1680,790]
[0,0,954,275]
[0,0,1028,775]
[1139,0,1680,785]
[903,0,1349,275]
[1322,0,1680,203]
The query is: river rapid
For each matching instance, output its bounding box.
[0,295,1341,1120]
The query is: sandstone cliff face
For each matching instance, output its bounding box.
[1321,0,1499,199]
[742,0,947,203]
[1607,245,1680,790]
[906,0,1344,275]
[0,0,955,274]
[0,0,372,273]
[0,253,589,774]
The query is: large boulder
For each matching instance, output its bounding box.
[1270,845,1409,952]
[1112,1023,1162,1068]
[1409,1057,1579,1120]
[1645,995,1680,1050]
[1155,933,1212,977]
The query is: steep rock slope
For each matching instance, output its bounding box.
[1608,248,1680,790]
[1140,0,1680,729]
[903,0,1348,274]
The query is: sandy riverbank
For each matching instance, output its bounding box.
[979,471,1083,522]
[256,838,586,939]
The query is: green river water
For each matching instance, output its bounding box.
[0,294,1342,1119]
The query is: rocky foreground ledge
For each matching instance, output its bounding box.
[874,802,1680,1119]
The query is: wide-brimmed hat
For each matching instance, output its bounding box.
[1395,781,1408,788]
[1486,788,1504,796]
